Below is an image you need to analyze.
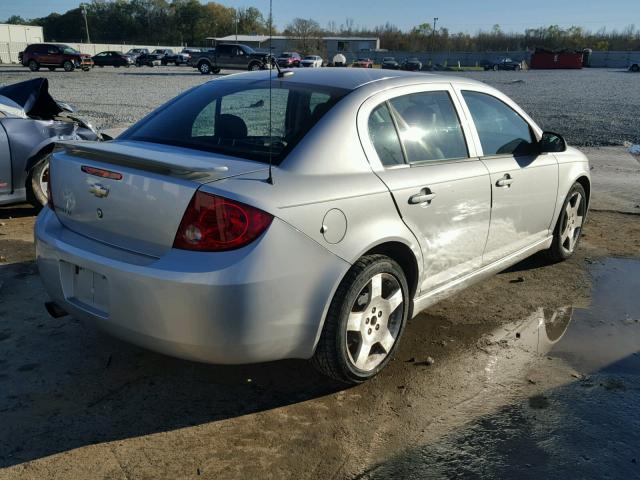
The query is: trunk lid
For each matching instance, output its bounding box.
[50,140,266,257]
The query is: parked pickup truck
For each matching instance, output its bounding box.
[189,43,271,74]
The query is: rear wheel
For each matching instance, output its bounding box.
[63,61,75,72]
[547,182,587,262]
[248,62,261,71]
[28,60,39,71]
[198,61,211,74]
[631,64,640,72]
[312,254,409,384]
[493,64,499,71]
[27,154,51,208]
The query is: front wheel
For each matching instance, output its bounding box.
[28,60,39,71]
[248,62,261,71]
[63,61,75,72]
[547,182,587,262]
[311,254,409,384]
[631,64,640,72]
[27,154,51,208]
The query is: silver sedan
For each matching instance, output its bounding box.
[36,69,590,384]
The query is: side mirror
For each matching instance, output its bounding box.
[539,131,567,153]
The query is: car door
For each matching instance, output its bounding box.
[93,52,106,66]
[0,122,11,196]
[358,84,492,293]
[455,87,559,264]
[231,46,247,69]
[215,44,233,68]
[44,45,62,65]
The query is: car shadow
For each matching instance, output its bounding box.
[0,260,345,467]
[500,250,552,273]
[0,203,39,219]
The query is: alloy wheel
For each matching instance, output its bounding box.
[559,190,584,255]
[346,272,404,372]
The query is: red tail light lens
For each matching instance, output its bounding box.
[173,191,273,252]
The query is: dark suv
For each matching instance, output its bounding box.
[19,43,93,72]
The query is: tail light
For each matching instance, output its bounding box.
[173,191,273,252]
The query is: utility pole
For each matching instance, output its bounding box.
[81,4,91,43]
[431,16,438,63]
[235,11,238,42]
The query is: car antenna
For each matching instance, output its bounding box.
[266,0,274,184]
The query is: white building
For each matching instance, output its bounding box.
[0,23,44,64]
[206,34,380,60]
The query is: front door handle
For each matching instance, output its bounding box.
[409,188,436,205]
[496,174,515,187]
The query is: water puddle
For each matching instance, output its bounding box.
[359,257,640,479]
[549,257,640,374]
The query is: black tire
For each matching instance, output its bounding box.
[248,62,261,71]
[63,60,75,72]
[198,61,211,74]
[28,60,39,72]
[311,254,410,384]
[493,64,499,71]
[631,64,640,72]
[47,66,56,71]
[27,154,51,208]
[546,182,587,263]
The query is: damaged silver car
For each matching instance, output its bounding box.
[0,78,106,207]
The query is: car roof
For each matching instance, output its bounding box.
[211,68,485,91]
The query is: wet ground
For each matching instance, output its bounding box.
[0,208,639,479]
[358,257,640,479]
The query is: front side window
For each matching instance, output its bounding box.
[368,104,405,167]
[123,80,348,165]
[462,90,535,156]
[388,91,468,163]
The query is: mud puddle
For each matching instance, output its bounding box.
[358,257,640,479]
[550,257,640,375]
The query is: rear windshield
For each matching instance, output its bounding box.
[122,79,349,164]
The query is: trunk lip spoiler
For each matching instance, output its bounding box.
[55,140,232,179]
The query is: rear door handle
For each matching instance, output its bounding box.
[409,188,436,205]
[496,174,514,187]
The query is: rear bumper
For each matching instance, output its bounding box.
[35,208,350,364]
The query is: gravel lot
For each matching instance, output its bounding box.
[0,65,638,146]
[1,64,640,479]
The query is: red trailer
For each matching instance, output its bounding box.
[530,49,584,69]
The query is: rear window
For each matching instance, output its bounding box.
[122,79,349,164]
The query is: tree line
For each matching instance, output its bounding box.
[4,0,640,52]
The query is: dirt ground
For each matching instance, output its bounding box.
[0,200,638,479]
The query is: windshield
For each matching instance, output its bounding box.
[280,53,293,58]
[383,57,395,61]
[304,56,316,60]
[62,47,79,55]
[122,79,349,165]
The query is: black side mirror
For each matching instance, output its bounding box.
[539,131,567,153]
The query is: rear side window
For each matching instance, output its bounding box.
[388,91,468,163]
[122,80,348,165]
[462,91,535,156]
[368,104,405,166]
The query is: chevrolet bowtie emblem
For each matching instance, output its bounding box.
[89,183,109,198]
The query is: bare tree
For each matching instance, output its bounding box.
[284,17,322,54]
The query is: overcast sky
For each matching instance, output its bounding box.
[1,0,638,32]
